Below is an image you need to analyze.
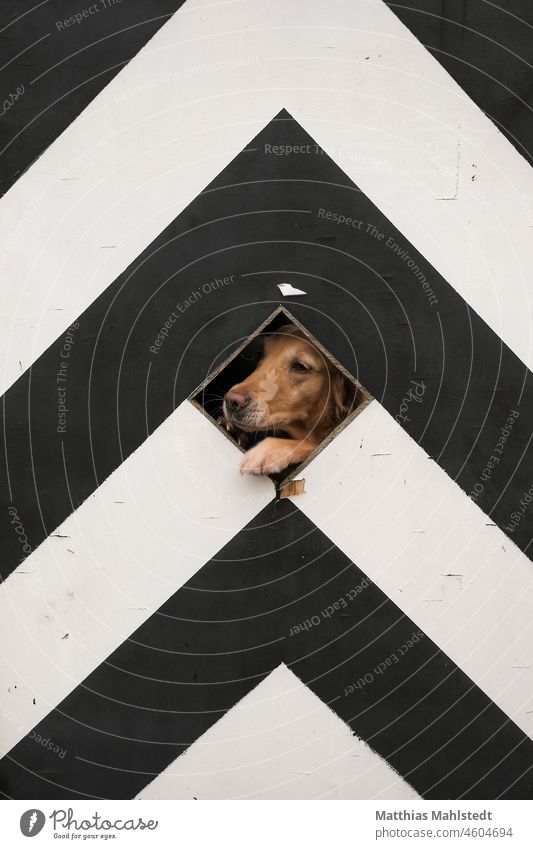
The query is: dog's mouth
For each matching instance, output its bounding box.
[222,404,300,444]
[223,399,271,433]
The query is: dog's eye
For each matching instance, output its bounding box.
[292,361,310,372]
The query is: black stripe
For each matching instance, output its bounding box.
[0,0,185,196]
[2,111,532,581]
[384,1,533,165]
[1,500,531,799]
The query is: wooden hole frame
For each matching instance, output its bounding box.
[188,305,373,494]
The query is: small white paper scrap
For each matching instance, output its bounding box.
[277,283,307,297]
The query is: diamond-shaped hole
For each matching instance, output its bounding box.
[189,307,371,491]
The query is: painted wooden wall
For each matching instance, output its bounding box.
[1,0,532,800]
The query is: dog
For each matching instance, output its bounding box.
[221,324,359,475]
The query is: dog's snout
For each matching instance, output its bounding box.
[224,389,249,413]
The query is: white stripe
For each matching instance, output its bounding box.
[296,401,533,739]
[137,663,420,799]
[1,0,532,396]
[0,402,273,755]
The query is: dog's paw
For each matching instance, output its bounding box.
[240,438,293,475]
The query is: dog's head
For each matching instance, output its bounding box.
[223,324,358,440]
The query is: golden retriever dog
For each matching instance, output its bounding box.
[221,324,358,475]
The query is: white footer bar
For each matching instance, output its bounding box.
[3,800,532,848]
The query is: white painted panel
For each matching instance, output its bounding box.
[1,0,532,397]
[0,402,272,755]
[138,663,419,799]
[295,401,533,739]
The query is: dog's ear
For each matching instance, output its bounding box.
[331,372,358,423]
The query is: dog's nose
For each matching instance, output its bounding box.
[224,389,249,414]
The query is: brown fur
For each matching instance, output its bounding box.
[223,324,358,475]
